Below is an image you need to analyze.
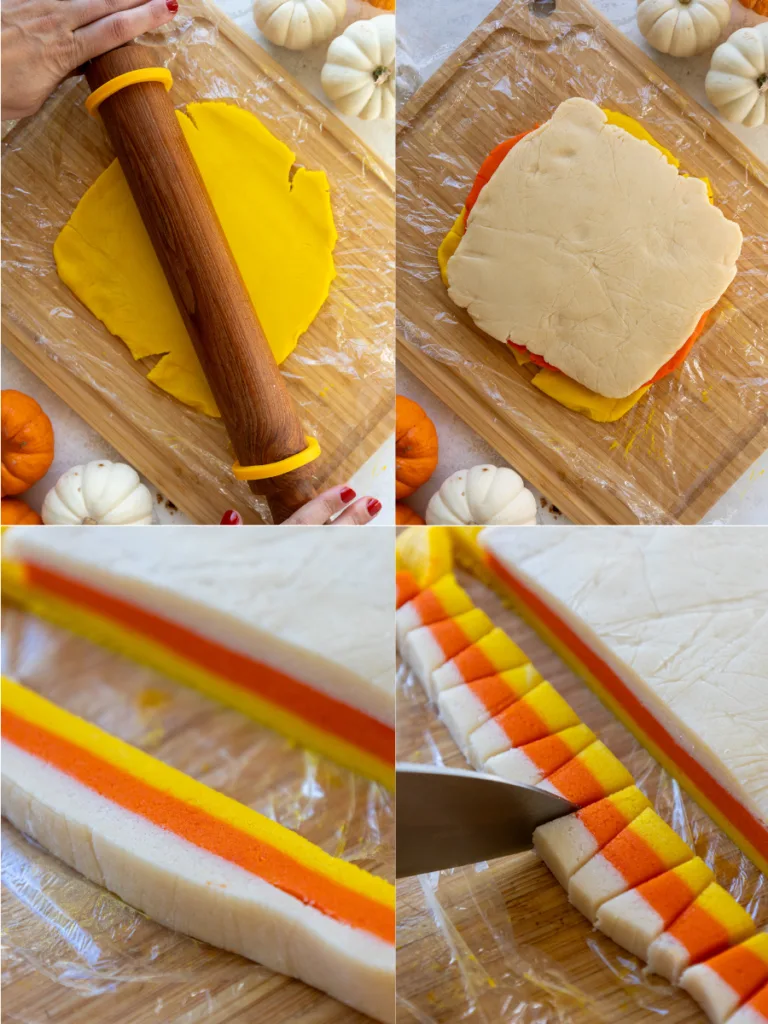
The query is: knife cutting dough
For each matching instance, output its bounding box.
[396,525,767,1024]
[438,98,743,422]
[54,101,337,417]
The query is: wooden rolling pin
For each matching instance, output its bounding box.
[85,44,317,523]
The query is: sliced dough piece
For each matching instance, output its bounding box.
[485,723,595,786]
[680,933,768,1024]
[468,681,580,768]
[2,529,394,786]
[430,628,528,697]
[728,984,768,1024]
[403,609,493,691]
[595,857,714,961]
[477,527,768,875]
[537,740,634,808]
[534,784,651,889]
[437,665,543,755]
[447,98,742,399]
[646,883,757,983]
[568,807,693,922]
[395,573,473,651]
[1,679,395,1023]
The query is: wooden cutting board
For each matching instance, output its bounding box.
[1,607,393,1024]
[396,569,767,1023]
[1,1,394,524]
[396,0,768,525]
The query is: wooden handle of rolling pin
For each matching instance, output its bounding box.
[85,45,317,523]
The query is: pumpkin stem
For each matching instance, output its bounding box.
[758,73,768,92]
[83,517,98,525]
[373,65,392,85]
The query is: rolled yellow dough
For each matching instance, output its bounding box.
[54,102,337,417]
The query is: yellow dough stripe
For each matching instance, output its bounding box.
[2,677,394,942]
[452,534,768,875]
[1,559,393,789]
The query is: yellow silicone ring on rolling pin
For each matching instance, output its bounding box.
[86,68,174,117]
[232,437,321,481]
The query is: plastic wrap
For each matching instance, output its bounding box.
[1,2,394,523]
[396,568,767,1023]
[395,0,768,525]
[1,608,393,1021]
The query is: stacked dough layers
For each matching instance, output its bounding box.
[453,526,768,875]
[1,678,395,1022]
[396,529,764,1024]
[2,529,394,787]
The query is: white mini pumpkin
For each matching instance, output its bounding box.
[426,465,538,526]
[637,0,730,58]
[321,14,395,120]
[42,460,154,525]
[253,0,346,50]
[706,23,768,128]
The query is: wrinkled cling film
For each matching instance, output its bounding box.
[395,0,768,525]
[396,570,767,1023]
[1,2,394,523]
[1,608,394,1021]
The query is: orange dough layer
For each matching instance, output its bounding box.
[466,672,530,718]
[579,795,638,847]
[429,617,481,660]
[485,554,768,865]
[666,903,730,963]
[493,700,549,747]
[635,868,703,926]
[601,829,667,887]
[2,708,394,944]
[703,943,768,999]
[521,731,580,776]
[396,571,420,609]
[22,562,394,767]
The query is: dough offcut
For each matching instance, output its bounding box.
[54,102,337,416]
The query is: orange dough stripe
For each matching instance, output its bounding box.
[661,885,755,964]
[460,131,710,383]
[485,553,768,870]
[19,561,394,769]
[466,667,541,718]
[1,695,394,945]
[745,984,768,1018]
[396,571,421,609]
[633,865,710,928]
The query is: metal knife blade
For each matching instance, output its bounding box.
[396,762,576,878]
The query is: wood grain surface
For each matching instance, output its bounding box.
[1,606,393,1024]
[1,1,394,524]
[396,568,767,1023]
[396,0,768,525]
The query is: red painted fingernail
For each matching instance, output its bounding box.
[367,498,382,517]
[340,486,356,503]
[220,509,242,525]
[166,0,178,12]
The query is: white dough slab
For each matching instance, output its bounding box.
[480,527,768,834]
[1,741,394,1022]
[3,528,395,726]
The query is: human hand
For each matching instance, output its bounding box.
[1,0,178,120]
[220,486,383,526]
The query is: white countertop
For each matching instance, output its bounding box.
[1,0,395,526]
[396,0,768,526]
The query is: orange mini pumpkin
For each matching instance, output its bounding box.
[1,390,55,497]
[737,0,768,15]
[366,0,395,8]
[1,498,43,525]
[396,503,426,526]
[396,395,438,499]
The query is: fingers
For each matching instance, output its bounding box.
[65,0,151,31]
[282,486,382,526]
[331,497,382,526]
[73,0,177,65]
